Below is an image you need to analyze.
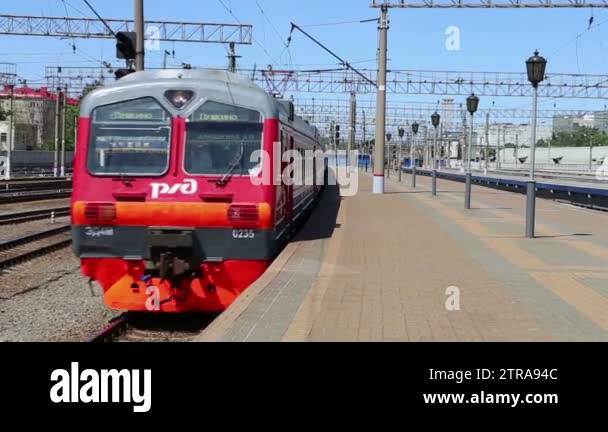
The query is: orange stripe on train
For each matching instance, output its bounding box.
[72,201,273,228]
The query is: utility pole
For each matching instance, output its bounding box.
[425,125,430,169]
[53,88,61,177]
[362,110,368,171]
[440,123,445,170]
[373,5,389,194]
[227,42,240,73]
[6,84,14,180]
[74,114,78,156]
[349,92,356,169]
[134,0,145,71]
[330,120,335,164]
[497,125,501,170]
[461,106,467,173]
[502,125,507,168]
[515,134,519,168]
[485,112,490,174]
[163,50,172,69]
[60,88,67,177]
[548,133,552,164]
[589,135,594,172]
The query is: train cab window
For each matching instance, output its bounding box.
[184,101,263,176]
[88,97,171,176]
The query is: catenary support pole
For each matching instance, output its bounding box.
[134,0,145,71]
[53,88,61,177]
[373,6,389,194]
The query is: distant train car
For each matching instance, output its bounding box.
[72,69,325,313]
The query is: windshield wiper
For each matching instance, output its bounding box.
[212,143,245,188]
[112,173,136,186]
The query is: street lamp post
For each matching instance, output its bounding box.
[525,50,547,238]
[398,127,405,182]
[386,132,392,179]
[465,94,480,209]
[411,122,419,188]
[431,112,441,196]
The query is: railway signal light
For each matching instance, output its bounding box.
[115,68,136,80]
[116,31,137,60]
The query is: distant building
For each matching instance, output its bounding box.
[552,111,608,134]
[474,123,553,149]
[0,86,78,151]
[440,98,458,131]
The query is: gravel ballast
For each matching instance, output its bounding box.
[0,248,120,342]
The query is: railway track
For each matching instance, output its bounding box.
[0,207,70,225]
[89,312,218,343]
[0,190,72,204]
[0,225,72,272]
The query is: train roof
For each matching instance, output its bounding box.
[80,69,319,139]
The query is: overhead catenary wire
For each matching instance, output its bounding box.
[287,22,377,88]
[299,18,379,28]
[254,0,292,66]
[34,1,108,69]
[60,0,77,52]
[217,0,280,65]
[82,0,117,37]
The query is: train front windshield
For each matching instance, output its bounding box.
[87,98,171,176]
[184,101,263,176]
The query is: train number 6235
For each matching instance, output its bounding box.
[232,229,256,239]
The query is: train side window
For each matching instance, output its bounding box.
[87,97,171,176]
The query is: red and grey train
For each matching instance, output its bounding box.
[71,69,325,313]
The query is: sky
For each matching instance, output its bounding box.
[3,0,608,124]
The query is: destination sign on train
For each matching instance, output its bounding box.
[95,108,169,122]
[192,102,261,123]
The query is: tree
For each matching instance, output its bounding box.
[81,83,100,98]
[0,106,11,122]
[65,104,79,151]
[40,103,80,152]
[545,126,608,148]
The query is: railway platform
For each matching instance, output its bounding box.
[195,170,608,342]
[407,167,608,210]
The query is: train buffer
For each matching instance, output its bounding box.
[194,170,608,342]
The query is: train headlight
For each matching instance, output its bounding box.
[165,90,194,109]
